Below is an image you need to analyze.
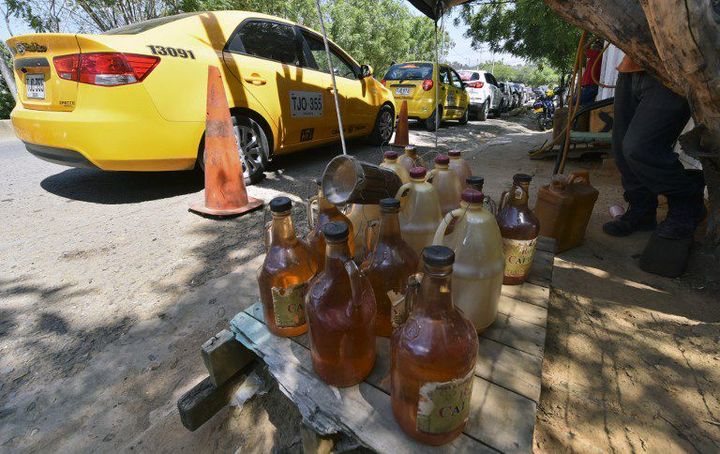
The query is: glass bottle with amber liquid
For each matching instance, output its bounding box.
[362,198,419,337]
[258,197,318,337]
[496,173,540,285]
[391,246,478,445]
[306,179,355,271]
[305,221,376,387]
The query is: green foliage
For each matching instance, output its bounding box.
[459,0,580,76]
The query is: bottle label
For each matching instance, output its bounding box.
[387,290,407,328]
[271,283,308,328]
[502,237,537,278]
[416,370,474,434]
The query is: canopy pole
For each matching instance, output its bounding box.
[315,0,348,156]
[434,19,440,147]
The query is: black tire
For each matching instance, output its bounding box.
[478,100,489,121]
[197,114,269,185]
[458,107,469,125]
[425,106,442,131]
[368,104,395,145]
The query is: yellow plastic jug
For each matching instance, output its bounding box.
[380,150,411,184]
[429,154,462,215]
[395,167,443,258]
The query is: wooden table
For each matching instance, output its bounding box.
[226,237,555,453]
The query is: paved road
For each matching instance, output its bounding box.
[0,117,547,452]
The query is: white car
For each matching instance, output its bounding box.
[458,70,503,121]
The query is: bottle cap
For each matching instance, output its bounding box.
[466,176,485,188]
[448,150,461,158]
[379,198,401,210]
[383,150,399,160]
[461,189,484,204]
[422,245,455,267]
[513,173,532,183]
[409,166,427,179]
[434,154,450,165]
[322,221,349,241]
[269,196,292,213]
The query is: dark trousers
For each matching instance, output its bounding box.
[612,72,697,202]
[580,85,598,106]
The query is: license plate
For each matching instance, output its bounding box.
[289,91,323,118]
[395,87,412,96]
[26,74,45,99]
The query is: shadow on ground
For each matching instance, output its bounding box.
[40,168,204,204]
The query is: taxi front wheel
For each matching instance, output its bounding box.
[368,105,395,145]
[197,114,268,185]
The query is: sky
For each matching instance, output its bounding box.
[2,1,525,67]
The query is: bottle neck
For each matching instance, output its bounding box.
[414,265,453,316]
[509,182,530,207]
[378,208,402,242]
[270,212,297,245]
[325,239,351,270]
[435,164,449,171]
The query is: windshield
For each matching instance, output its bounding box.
[383,63,433,80]
[459,71,479,81]
[104,12,200,35]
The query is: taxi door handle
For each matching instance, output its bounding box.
[244,75,266,85]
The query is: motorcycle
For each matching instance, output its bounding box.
[533,90,556,131]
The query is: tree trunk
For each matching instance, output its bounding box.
[544,0,720,251]
[0,40,17,102]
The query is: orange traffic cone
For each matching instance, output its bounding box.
[190,66,263,218]
[392,100,409,148]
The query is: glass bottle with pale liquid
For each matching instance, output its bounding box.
[306,179,355,271]
[496,173,540,285]
[433,189,504,333]
[429,154,462,215]
[362,198,419,337]
[391,246,479,445]
[395,167,443,258]
[257,197,318,337]
[305,221,376,387]
[447,150,472,185]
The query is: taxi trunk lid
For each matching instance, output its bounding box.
[8,34,80,112]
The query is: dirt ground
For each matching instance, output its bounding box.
[1,113,718,453]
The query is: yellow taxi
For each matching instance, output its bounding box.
[8,11,396,183]
[382,62,469,131]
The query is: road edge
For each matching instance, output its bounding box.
[0,119,17,141]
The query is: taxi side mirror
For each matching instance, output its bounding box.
[360,64,373,78]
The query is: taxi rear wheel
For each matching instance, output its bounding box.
[369,105,395,145]
[458,107,469,125]
[425,106,442,131]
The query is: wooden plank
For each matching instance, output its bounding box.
[526,249,554,288]
[230,312,495,454]
[482,312,546,358]
[497,294,547,328]
[475,338,542,403]
[501,283,549,309]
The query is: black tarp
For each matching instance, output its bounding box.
[406,0,475,20]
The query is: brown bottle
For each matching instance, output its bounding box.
[305,221,376,387]
[306,180,355,271]
[496,174,540,285]
[535,171,599,253]
[391,246,479,445]
[362,198,419,337]
[258,197,318,337]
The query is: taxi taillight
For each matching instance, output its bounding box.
[53,53,160,86]
[422,79,434,91]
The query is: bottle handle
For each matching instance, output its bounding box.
[426,168,437,183]
[263,206,272,252]
[343,259,368,314]
[567,171,589,185]
[404,273,422,314]
[306,196,318,228]
[432,208,463,245]
[364,219,380,259]
[395,182,412,200]
[499,190,510,211]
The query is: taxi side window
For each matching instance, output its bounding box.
[227,20,302,66]
[301,32,358,79]
[439,67,451,85]
[451,70,463,88]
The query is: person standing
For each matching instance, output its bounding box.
[579,38,603,106]
[603,55,706,241]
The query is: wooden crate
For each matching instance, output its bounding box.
[229,237,556,453]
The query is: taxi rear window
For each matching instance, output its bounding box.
[383,63,433,80]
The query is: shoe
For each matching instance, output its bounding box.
[656,193,707,240]
[603,205,657,237]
